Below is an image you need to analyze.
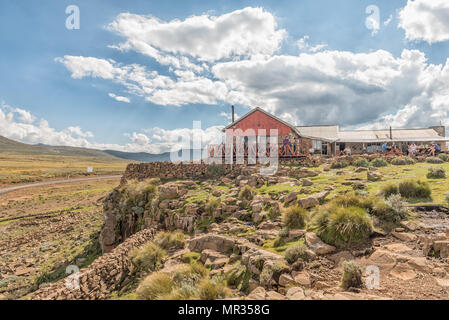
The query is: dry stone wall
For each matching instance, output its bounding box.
[121,162,244,185]
[30,228,156,300]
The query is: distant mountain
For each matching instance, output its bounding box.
[0,135,204,162]
[104,149,206,162]
[103,150,172,162]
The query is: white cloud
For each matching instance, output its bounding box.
[14,108,35,123]
[212,49,449,129]
[57,55,228,107]
[384,14,393,26]
[0,103,224,154]
[297,36,328,53]
[399,0,449,44]
[109,93,131,103]
[220,111,240,121]
[108,7,286,64]
[55,6,449,134]
[55,56,121,79]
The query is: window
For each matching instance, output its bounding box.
[312,140,322,150]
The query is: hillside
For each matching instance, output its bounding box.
[0,136,116,158]
[0,135,180,162]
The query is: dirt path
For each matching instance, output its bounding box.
[0,175,121,196]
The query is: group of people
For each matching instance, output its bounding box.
[379,142,441,156]
[407,143,441,156]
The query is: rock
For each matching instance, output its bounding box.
[407,257,430,272]
[252,211,266,224]
[212,189,222,197]
[310,191,330,203]
[301,178,313,186]
[384,243,413,252]
[314,281,330,290]
[435,278,449,287]
[392,232,417,242]
[251,201,263,213]
[305,232,336,255]
[329,251,354,265]
[367,171,382,182]
[246,287,266,300]
[248,279,259,293]
[293,272,311,288]
[432,267,447,278]
[201,249,227,263]
[14,267,35,276]
[433,241,449,258]
[285,229,306,242]
[390,263,417,281]
[278,274,295,287]
[266,291,286,300]
[298,196,319,209]
[285,192,298,205]
[400,220,417,231]
[158,183,179,199]
[355,167,368,172]
[286,287,305,300]
[366,249,397,270]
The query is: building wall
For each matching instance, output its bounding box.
[226,109,293,136]
[429,126,446,137]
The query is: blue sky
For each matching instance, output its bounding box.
[1,0,449,153]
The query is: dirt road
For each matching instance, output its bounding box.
[0,175,121,196]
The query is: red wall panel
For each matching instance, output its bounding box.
[226,110,293,136]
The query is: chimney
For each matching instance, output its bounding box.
[231,105,235,123]
[390,126,393,140]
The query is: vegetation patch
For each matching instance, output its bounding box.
[284,243,314,264]
[427,167,446,179]
[282,205,309,230]
[130,241,165,273]
[153,232,186,250]
[313,204,373,248]
[331,159,349,169]
[427,157,444,164]
[341,260,363,290]
[353,158,370,168]
[136,263,231,300]
[370,158,388,167]
[391,157,415,166]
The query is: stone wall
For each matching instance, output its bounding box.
[120,162,243,185]
[30,228,156,300]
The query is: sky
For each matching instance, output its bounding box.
[1,0,449,153]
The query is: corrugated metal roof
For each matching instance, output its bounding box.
[296,126,339,141]
[296,126,448,143]
[337,128,447,142]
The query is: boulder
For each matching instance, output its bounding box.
[301,178,313,186]
[298,196,319,209]
[158,183,179,199]
[286,287,305,300]
[305,232,336,255]
[285,192,298,205]
[278,274,296,287]
[392,232,417,242]
[293,272,311,288]
[266,291,286,300]
[367,171,382,182]
[252,211,266,224]
[390,263,417,281]
[246,287,266,300]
